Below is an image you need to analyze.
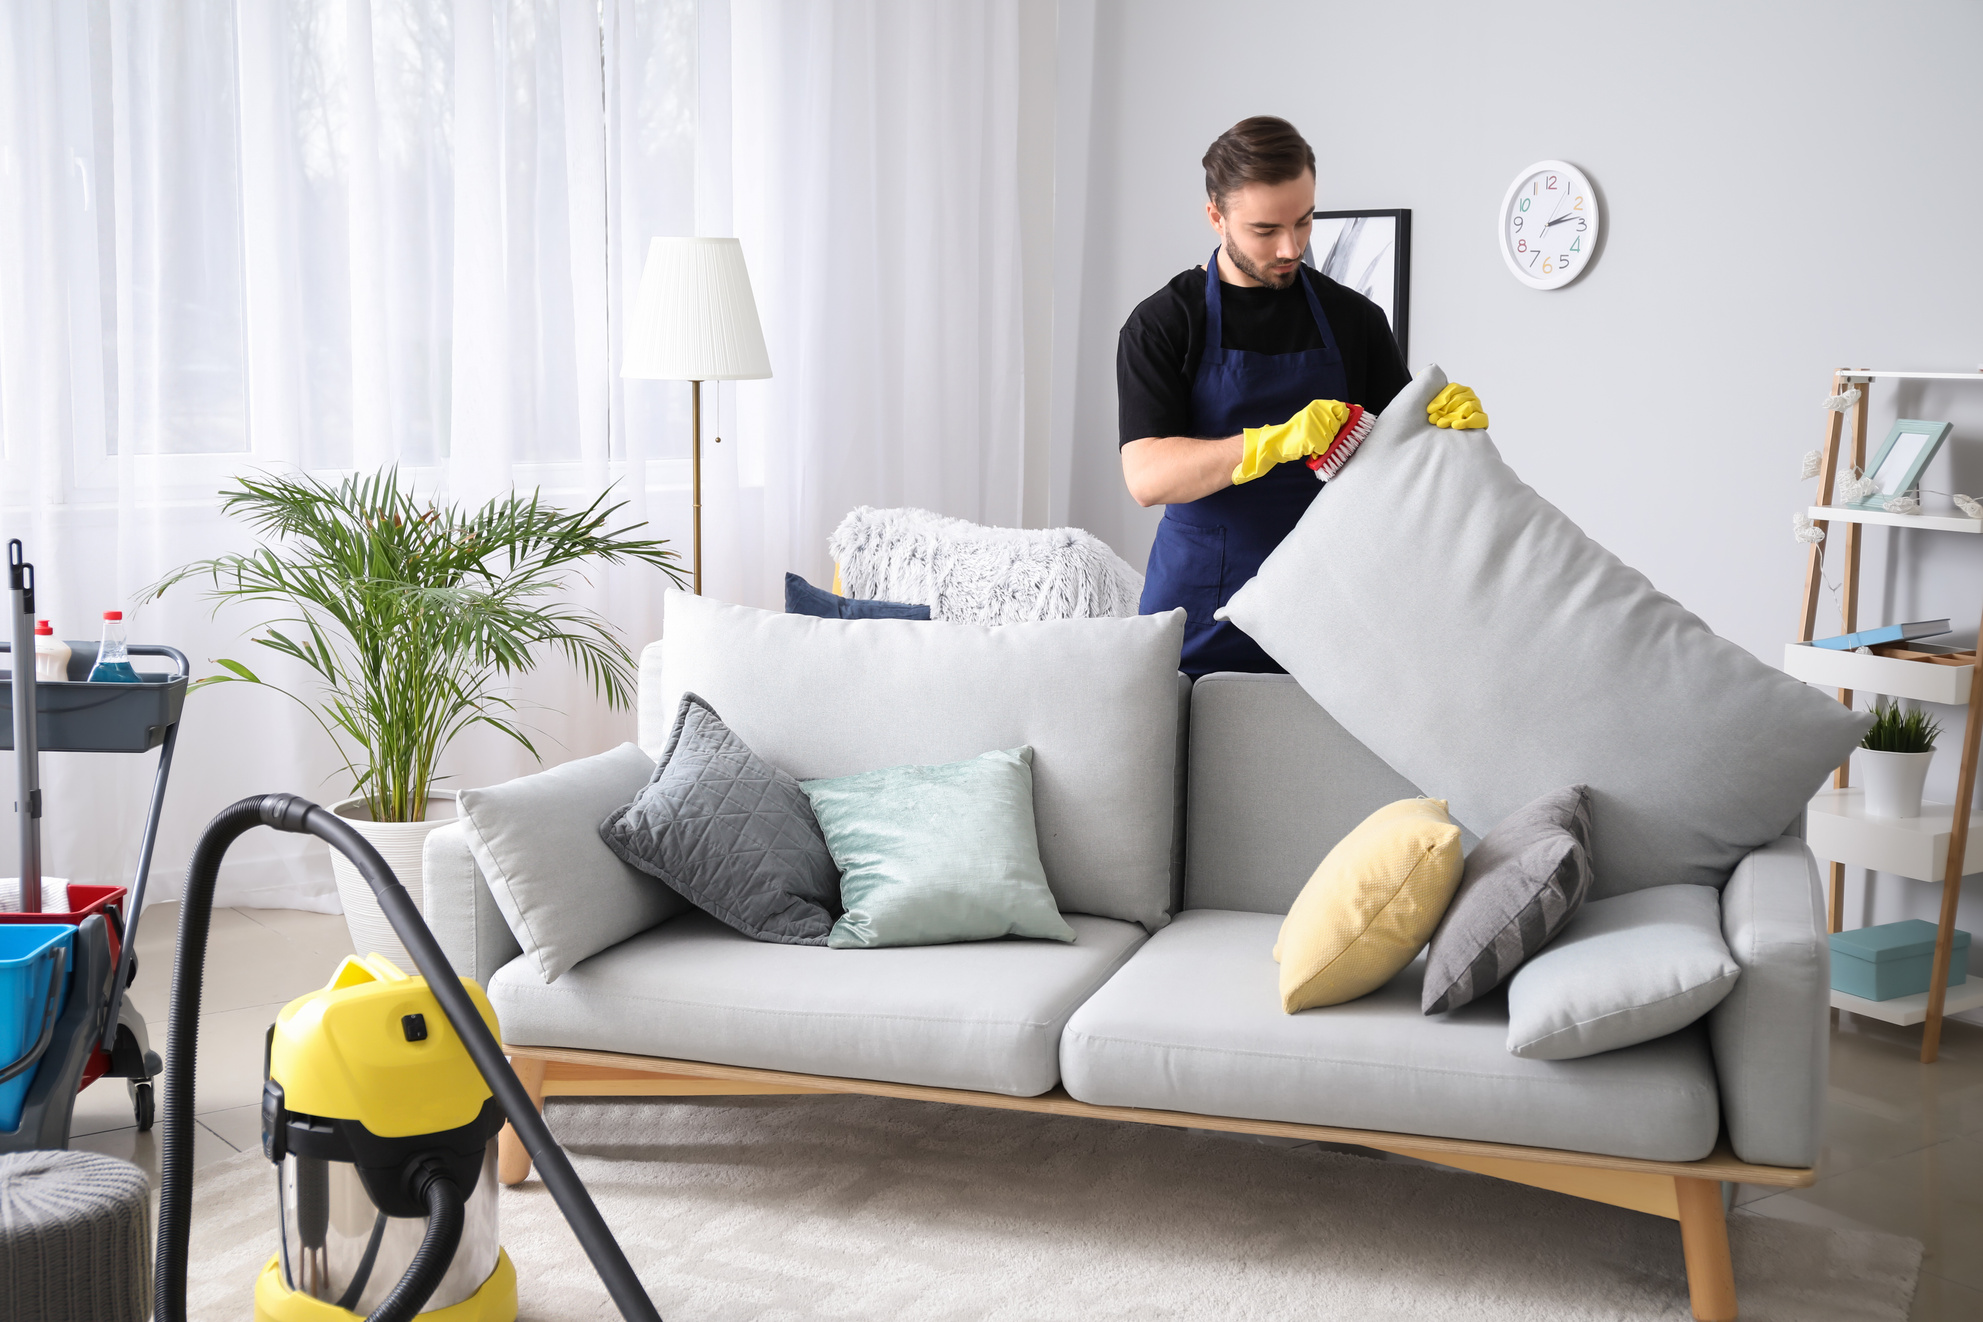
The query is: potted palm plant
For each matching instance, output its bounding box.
[1857,698,1942,819]
[148,469,684,965]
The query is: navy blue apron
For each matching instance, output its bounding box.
[1139,250,1348,675]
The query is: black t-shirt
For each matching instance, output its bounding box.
[1116,264,1410,445]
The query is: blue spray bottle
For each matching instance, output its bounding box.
[87,610,140,683]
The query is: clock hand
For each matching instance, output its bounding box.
[1538,184,1568,228]
[1514,185,1556,249]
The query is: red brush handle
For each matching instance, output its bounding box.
[1304,404,1365,470]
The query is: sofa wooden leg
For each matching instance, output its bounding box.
[499,1055,549,1186]
[1675,1176,1737,1321]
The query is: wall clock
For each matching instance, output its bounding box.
[1498,160,1599,290]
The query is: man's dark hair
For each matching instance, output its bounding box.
[1202,116,1315,208]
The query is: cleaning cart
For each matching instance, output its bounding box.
[0,539,177,1147]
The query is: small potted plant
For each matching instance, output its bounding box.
[1857,698,1942,818]
[148,469,684,965]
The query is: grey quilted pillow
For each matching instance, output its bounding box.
[600,692,840,944]
[1422,785,1593,1015]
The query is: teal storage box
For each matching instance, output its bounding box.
[1830,920,1970,1001]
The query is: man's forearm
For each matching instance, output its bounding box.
[1121,434,1244,507]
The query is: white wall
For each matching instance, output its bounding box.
[1059,0,1983,1002]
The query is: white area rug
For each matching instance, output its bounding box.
[188,1095,1920,1321]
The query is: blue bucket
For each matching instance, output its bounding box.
[0,925,74,1132]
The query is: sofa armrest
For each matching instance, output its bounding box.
[1709,835,1829,1168]
[1169,672,1191,918]
[422,821,523,986]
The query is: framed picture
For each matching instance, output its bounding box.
[1307,209,1411,362]
[1850,419,1954,509]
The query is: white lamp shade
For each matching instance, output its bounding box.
[622,237,772,381]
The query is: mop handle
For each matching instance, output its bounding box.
[8,540,41,914]
[259,794,664,1322]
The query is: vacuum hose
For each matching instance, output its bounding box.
[372,1159,465,1321]
[154,794,663,1322]
[155,797,263,1322]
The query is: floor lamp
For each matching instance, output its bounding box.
[622,237,772,595]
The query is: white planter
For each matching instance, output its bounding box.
[327,794,457,973]
[1858,749,1935,819]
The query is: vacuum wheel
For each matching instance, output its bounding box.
[129,1080,154,1132]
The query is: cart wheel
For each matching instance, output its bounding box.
[130,1081,154,1132]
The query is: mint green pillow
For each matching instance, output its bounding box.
[801,747,1077,949]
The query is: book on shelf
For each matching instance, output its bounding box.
[1811,620,1952,651]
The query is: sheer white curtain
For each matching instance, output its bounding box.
[711,0,1028,606]
[0,0,697,910]
[0,0,1027,910]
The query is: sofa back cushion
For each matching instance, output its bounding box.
[1184,674,1477,915]
[642,593,1186,930]
[1222,366,1872,899]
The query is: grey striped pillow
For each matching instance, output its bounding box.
[1421,785,1593,1015]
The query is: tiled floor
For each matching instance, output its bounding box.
[1736,1015,1983,1318]
[68,903,359,1172]
[82,903,1983,1320]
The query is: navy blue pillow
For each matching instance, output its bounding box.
[784,572,930,621]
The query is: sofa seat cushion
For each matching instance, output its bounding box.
[1059,910,1721,1162]
[490,911,1146,1097]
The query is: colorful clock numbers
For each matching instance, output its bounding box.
[1499,160,1599,290]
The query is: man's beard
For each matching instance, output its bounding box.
[1224,238,1300,289]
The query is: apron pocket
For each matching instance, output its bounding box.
[1141,519,1225,627]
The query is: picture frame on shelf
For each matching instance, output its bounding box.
[1307,209,1411,362]
[1850,419,1954,509]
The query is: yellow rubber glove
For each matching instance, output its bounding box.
[1427,383,1489,429]
[1233,399,1350,485]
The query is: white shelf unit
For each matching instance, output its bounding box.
[1805,788,1983,884]
[1808,505,1983,534]
[1798,367,1983,1063]
[1783,643,1975,706]
[1831,980,1983,1027]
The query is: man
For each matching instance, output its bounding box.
[1119,116,1483,675]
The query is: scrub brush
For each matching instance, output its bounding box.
[1304,404,1374,481]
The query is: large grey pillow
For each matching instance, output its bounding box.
[1423,785,1593,1015]
[600,693,839,945]
[457,743,684,983]
[1222,366,1871,899]
[1505,885,1740,1060]
[642,593,1187,930]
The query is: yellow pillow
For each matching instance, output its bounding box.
[1274,797,1464,1013]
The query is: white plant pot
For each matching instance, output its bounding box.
[327,794,457,972]
[1858,749,1935,819]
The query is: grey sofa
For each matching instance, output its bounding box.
[424,605,1829,1322]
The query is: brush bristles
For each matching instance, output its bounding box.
[1313,413,1374,480]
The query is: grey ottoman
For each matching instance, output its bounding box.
[0,1150,150,1322]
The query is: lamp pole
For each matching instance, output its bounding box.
[689,379,723,595]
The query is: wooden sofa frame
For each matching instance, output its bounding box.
[498,1044,1815,1322]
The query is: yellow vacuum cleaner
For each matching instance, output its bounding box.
[255,953,513,1319]
[153,794,663,1322]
